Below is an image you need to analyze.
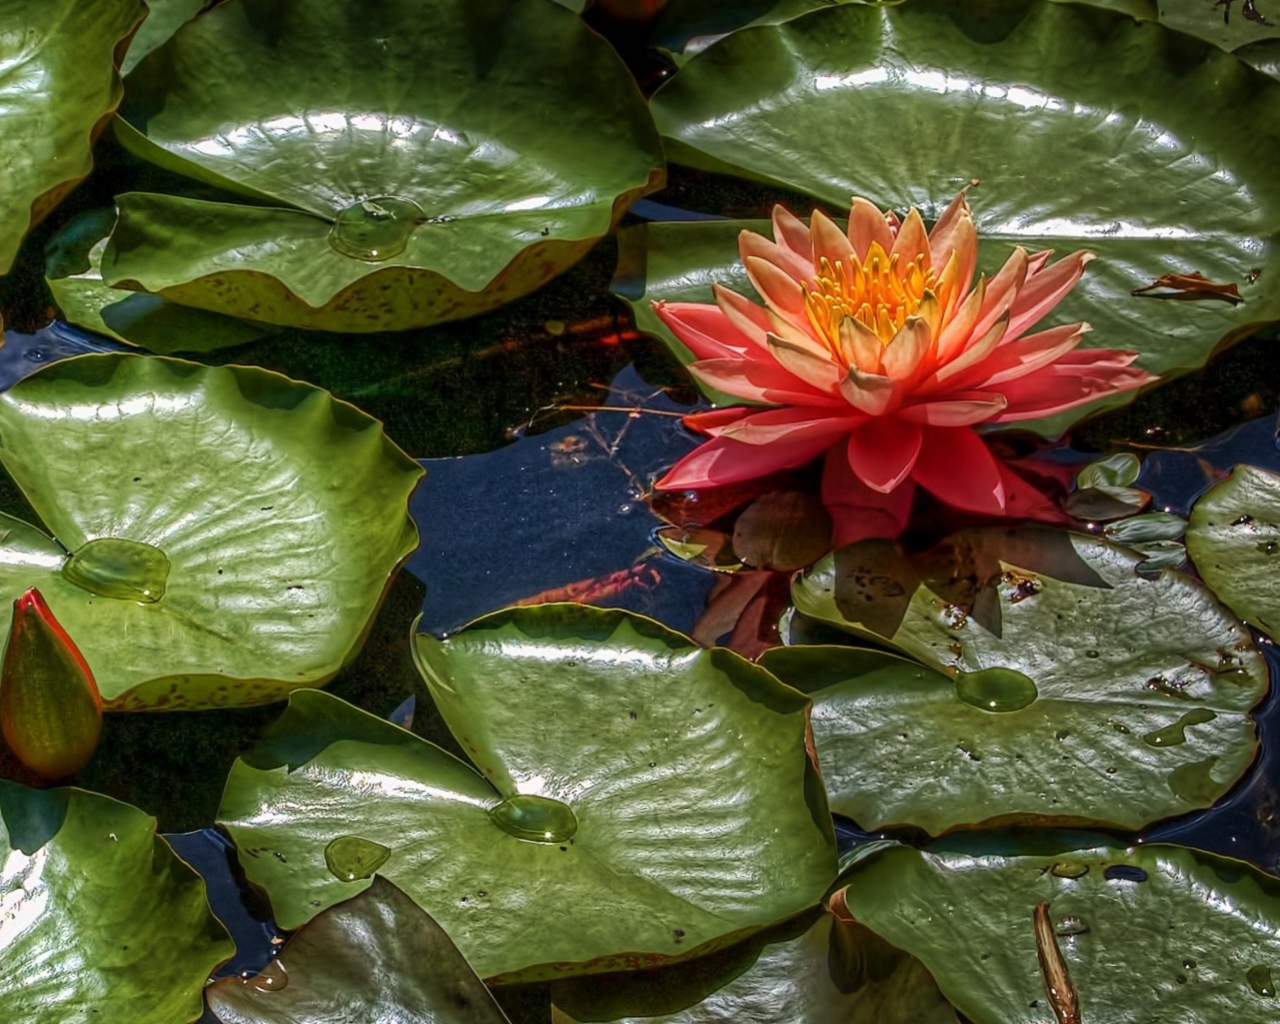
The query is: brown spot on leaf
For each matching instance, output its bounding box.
[1132,271,1243,305]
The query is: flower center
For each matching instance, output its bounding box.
[803,241,935,361]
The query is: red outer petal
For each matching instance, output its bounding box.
[654,301,753,360]
[846,417,923,494]
[822,446,915,547]
[910,427,1006,515]
[14,589,100,710]
[656,432,842,490]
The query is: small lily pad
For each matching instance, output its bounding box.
[208,876,510,1024]
[218,605,836,982]
[1187,463,1280,636]
[45,210,271,354]
[105,0,664,331]
[788,529,1268,830]
[0,782,233,1022]
[639,0,1280,434]
[552,905,958,1024]
[0,353,422,710]
[836,840,1280,1024]
[0,0,145,273]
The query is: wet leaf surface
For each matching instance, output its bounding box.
[837,839,1280,1024]
[0,783,232,1023]
[786,529,1268,831]
[208,876,511,1024]
[107,0,663,330]
[0,353,421,709]
[218,605,837,982]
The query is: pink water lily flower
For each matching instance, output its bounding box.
[654,192,1155,543]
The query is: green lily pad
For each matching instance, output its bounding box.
[640,0,1280,435]
[105,0,663,332]
[0,782,232,1022]
[45,210,271,354]
[1157,0,1280,52]
[552,903,958,1024]
[120,0,205,75]
[836,839,1280,1024]
[1187,463,1280,636]
[0,0,145,274]
[218,605,836,982]
[0,353,422,710]
[208,876,510,1024]
[787,529,1268,830]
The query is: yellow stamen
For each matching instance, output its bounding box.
[804,240,937,365]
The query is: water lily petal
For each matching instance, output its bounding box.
[910,426,1006,514]
[846,416,923,493]
[682,407,753,434]
[745,254,807,319]
[767,332,843,393]
[898,392,1008,426]
[838,314,884,374]
[811,209,855,272]
[771,204,812,262]
[822,445,915,547]
[690,357,845,407]
[717,405,863,446]
[890,207,930,270]
[881,317,933,381]
[927,192,975,281]
[657,432,839,490]
[740,229,813,284]
[654,300,753,360]
[839,366,897,416]
[970,322,1090,388]
[713,283,772,351]
[993,356,1153,421]
[928,312,1010,387]
[972,247,1029,338]
[848,196,894,262]
[933,276,987,365]
[1006,250,1094,339]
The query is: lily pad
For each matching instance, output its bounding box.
[788,529,1268,829]
[552,905,958,1024]
[1187,463,1280,636]
[1157,0,1280,52]
[120,0,205,75]
[105,0,664,332]
[217,605,836,982]
[45,210,271,354]
[640,0,1280,435]
[0,353,422,710]
[836,839,1280,1024]
[0,782,232,1022]
[0,0,145,274]
[208,876,510,1024]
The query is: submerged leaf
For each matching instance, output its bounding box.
[208,877,511,1024]
[219,605,836,982]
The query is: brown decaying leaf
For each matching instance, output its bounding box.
[1033,901,1082,1024]
[1131,271,1243,304]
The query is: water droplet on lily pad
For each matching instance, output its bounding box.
[954,666,1038,713]
[488,794,578,844]
[1142,709,1217,748]
[328,196,424,261]
[248,958,289,992]
[1049,861,1089,879]
[62,538,170,603]
[1247,964,1276,997]
[1055,916,1089,937]
[324,835,391,882]
[1168,756,1220,803]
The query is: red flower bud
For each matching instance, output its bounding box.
[1,589,102,779]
